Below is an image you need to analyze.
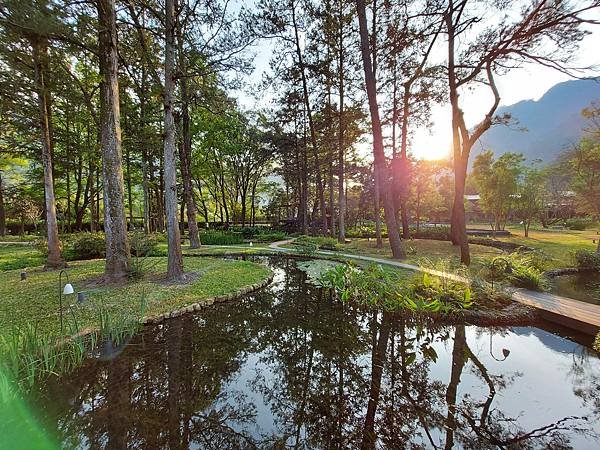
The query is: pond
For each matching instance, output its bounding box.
[552,271,600,305]
[23,257,600,448]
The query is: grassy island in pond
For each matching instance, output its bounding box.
[0,257,271,338]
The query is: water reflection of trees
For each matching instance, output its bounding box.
[35,257,599,449]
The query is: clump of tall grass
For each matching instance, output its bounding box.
[320,259,473,314]
[0,295,147,399]
[481,252,549,292]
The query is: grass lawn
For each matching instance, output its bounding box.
[0,244,45,271]
[498,225,598,269]
[302,238,503,272]
[0,256,271,338]
[183,242,272,256]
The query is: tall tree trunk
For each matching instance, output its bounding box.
[398,84,411,239]
[98,0,131,282]
[356,0,405,258]
[32,38,64,268]
[0,171,5,236]
[163,0,183,279]
[291,1,327,235]
[337,0,346,243]
[371,0,383,249]
[177,24,200,248]
[300,112,309,234]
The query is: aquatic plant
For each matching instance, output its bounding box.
[0,295,148,398]
[320,261,473,314]
[297,259,345,286]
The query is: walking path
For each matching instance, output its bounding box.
[267,239,600,334]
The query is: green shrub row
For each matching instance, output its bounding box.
[199,231,244,245]
[34,232,162,261]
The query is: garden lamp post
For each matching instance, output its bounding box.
[489,332,511,361]
[58,270,74,335]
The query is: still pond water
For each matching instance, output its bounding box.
[31,257,600,449]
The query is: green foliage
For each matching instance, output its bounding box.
[70,233,106,260]
[295,235,340,251]
[200,231,244,245]
[129,232,161,257]
[321,261,473,314]
[483,252,548,291]
[473,150,525,231]
[297,259,345,286]
[411,226,450,240]
[573,249,600,270]
[565,218,593,231]
[594,332,600,353]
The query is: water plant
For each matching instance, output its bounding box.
[320,261,473,314]
[0,294,148,399]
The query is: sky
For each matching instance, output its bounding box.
[233,4,600,161]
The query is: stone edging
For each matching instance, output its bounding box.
[141,270,275,324]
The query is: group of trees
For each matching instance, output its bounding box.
[0,0,273,280]
[0,0,598,280]
[261,0,599,264]
[470,103,600,241]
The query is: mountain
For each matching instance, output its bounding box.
[473,78,600,163]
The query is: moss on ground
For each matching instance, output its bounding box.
[0,256,271,338]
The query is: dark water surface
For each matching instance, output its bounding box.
[33,257,600,449]
[553,271,600,305]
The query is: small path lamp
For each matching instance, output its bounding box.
[58,270,74,335]
[489,332,511,361]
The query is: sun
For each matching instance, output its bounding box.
[411,127,451,161]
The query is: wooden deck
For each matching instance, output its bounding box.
[512,289,600,335]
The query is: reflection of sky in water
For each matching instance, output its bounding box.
[216,323,600,449]
[32,257,600,449]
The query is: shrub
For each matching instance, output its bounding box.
[295,240,318,256]
[129,232,161,256]
[71,233,105,260]
[411,226,451,240]
[295,235,340,251]
[33,238,49,256]
[565,218,593,231]
[574,249,600,270]
[200,231,244,245]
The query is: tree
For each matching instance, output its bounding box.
[163,0,183,279]
[355,0,405,259]
[514,165,546,238]
[565,138,600,251]
[97,0,130,282]
[444,0,599,265]
[472,151,523,236]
